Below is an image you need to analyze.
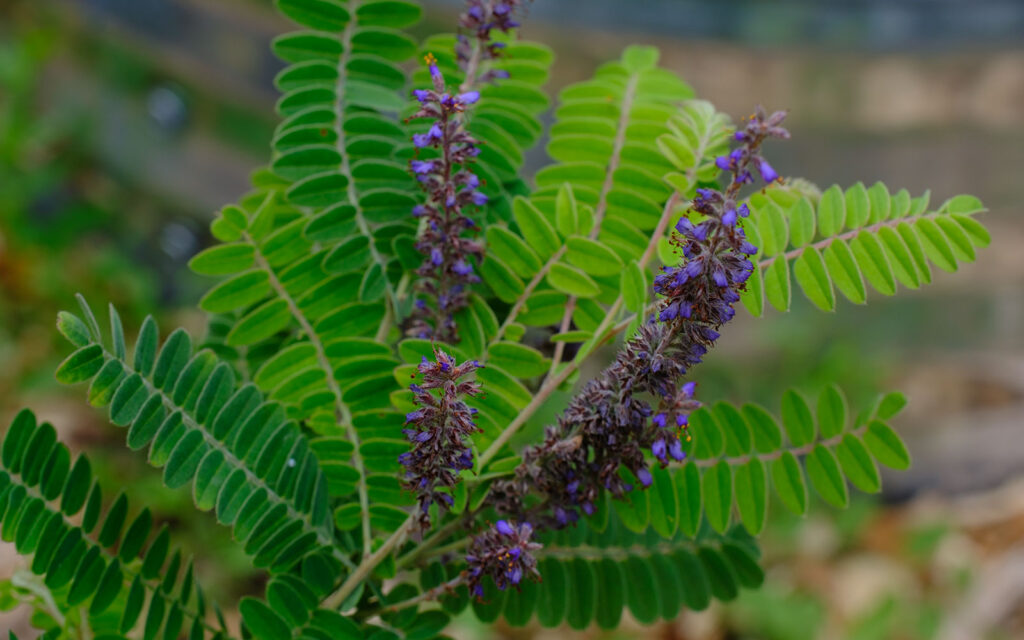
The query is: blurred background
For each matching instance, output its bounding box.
[1,0,1022,637]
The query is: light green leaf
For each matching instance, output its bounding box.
[877,226,921,289]
[915,218,958,272]
[189,244,255,276]
[548,263,600,298]
[844,182,869,229]
[276,0,350,31]
[565,236,623,276]
[763,258,790,312]
[836,434,881,493]
[480,255,525,303]
[863,420,911,470]
[850,232,896,296]
[793,246,835,311]
[621,262,647,314]
[487,342,548,378]
[950,213,990,248]
[818,184,846,236]
[513,197,560,259]
[734,458,767,535]
[781,390,815,446]
[555,183,580,237]
[701,460,732,534]
[823,240,867,304]
[755,200,788,256]
[867,181,890,224]
[816,385,847,439]
[771,451,808,516]
[675,461,702,537]
[788,198,816,247]
[805,444,849,508]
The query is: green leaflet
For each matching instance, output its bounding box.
[805,444,849,508]
[547,262,600,298]
[771,451,809,516]
[702,461,732,533]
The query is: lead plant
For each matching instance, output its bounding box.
[0,0,990,638]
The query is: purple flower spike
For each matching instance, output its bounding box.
[400,349,483,533]
[483,106,789,539]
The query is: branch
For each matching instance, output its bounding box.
[322,517,411,610]
[684,422,869,469]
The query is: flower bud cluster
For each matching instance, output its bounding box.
[457,1,525,78]
[465,519,541,598]
[399,349,482,532]
[486,107,789,532]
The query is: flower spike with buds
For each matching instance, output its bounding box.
[399,349,483,533]
[406,1,527,343]
[405,56,487,343]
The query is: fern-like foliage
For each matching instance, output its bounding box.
[4,0,994,636]
[0,409,222,638]
[55,297,340,575]
[739,185,987,314]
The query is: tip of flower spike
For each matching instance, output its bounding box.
[424,52,437,66]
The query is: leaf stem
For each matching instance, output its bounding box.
[756,209,948,272]
[548,71,640,375]
[250,238,368,563]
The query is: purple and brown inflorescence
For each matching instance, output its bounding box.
[460,106,788,599]
[485,107,790,534]
[399,349,482,532]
